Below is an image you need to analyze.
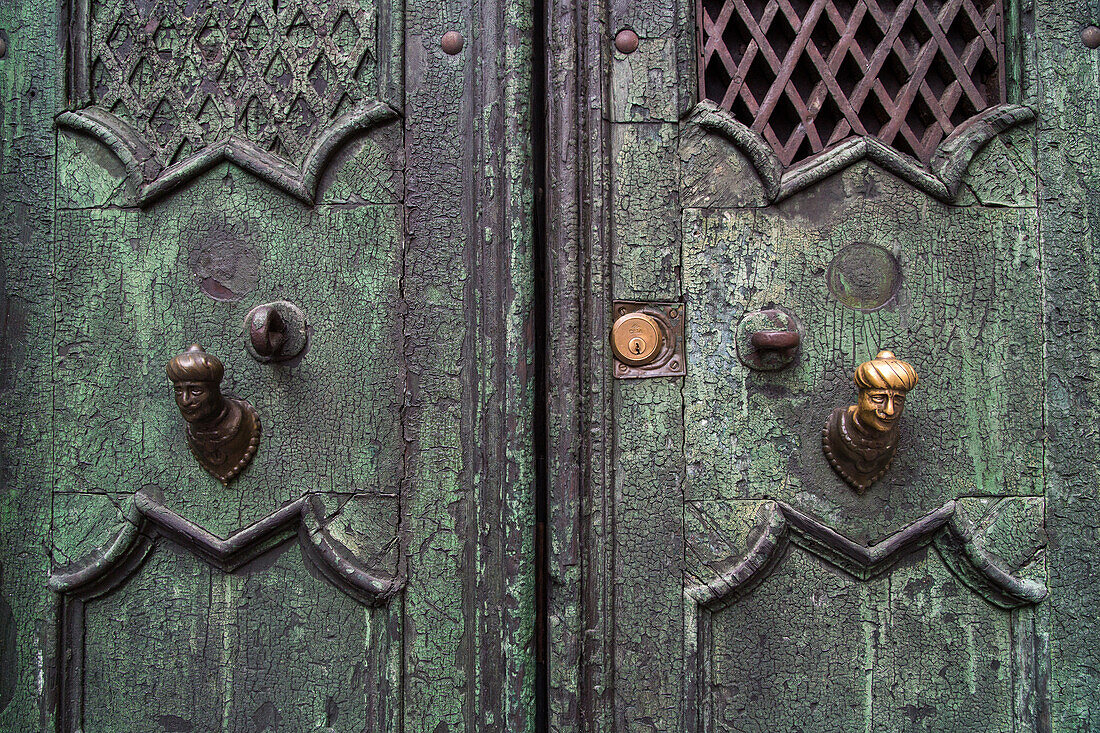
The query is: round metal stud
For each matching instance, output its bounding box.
[442,30,464,55]
[0,36,7,59]
[614,28,639,54]
[1084,26,1100,49]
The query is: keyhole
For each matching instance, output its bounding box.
[629,337,645,355]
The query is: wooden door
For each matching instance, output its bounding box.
[546,0,1100,729]
[0,0,535,728]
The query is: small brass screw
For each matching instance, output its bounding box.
[669,308,679,319]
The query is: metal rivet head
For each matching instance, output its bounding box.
[1084,25,1100,48]
[0,37,7,59]
[614,28,639,54]
[442,31,464,55]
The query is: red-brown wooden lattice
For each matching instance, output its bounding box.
[698,0,1005,166]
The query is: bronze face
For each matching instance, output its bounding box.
[173,380,224,424]
[167,345,260,485]
[855,387,906,433]
[822,351,918,494]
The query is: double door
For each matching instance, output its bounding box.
[0,0,1098,729]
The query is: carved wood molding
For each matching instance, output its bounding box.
[49,489,405,605]
[58,102,399,206]
[692,100,1035,202]
[682,500,1047,732]
[685,499,1047,611]
[48,491,403,731]
[61,0,403,205]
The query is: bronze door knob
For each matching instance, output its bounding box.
[822,350,919,494]
[243,300,309,363]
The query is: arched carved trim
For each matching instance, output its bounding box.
[48,492,403,731]
[49,490,404,604]
[683,500,1046,733]
[58,102,400,207]
[685,500,787,607]
[692,101,1035,203]
[685,500,1046,612]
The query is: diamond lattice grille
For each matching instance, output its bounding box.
[87,0,377,168]
[698,0,1005,166]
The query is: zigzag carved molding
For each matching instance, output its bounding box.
[49,489,404,606]
[692,101,1036,203]
[685,500,1047,611]
[57,102,399,207]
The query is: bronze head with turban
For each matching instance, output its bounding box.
[852,350,918,434]
[167,344,226,425]
[823,350,919,494]
[167,345,260,485]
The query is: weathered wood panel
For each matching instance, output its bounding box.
[81,539,400,733]
[683,164,1042,543]
[0,0,535,726]
[53,171,405,533]
[543,0,618,726]
[686,497,1046,731]
[402,0,536,727]
[0,0,60,724]
[1035,0,1100,729]
[549,0,1065,728]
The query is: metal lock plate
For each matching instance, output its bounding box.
[610,301,686,379]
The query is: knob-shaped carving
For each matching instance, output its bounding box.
[244,300,309,363]
[168,345,260,485]
[736,308,802,371]
[822,350,918,493]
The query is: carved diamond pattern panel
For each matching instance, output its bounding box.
[87,0,376,167]
[698,0,1005,166]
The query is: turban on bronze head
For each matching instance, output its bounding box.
[853,350,918,392]
[166,344,224,384]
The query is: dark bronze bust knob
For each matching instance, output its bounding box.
[822,350,918,494]
[167,345,260,485]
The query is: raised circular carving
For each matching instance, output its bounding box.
[826,243,901,312]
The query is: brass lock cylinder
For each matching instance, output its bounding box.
[610,312,664,366]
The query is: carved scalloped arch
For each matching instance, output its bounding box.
[692,101,1036,203]
[49,490,404,605]
[684,500,1047,612]
[58,102,399,206]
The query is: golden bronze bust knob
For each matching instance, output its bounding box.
[822,350,918,494]
[167,345,260,485]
